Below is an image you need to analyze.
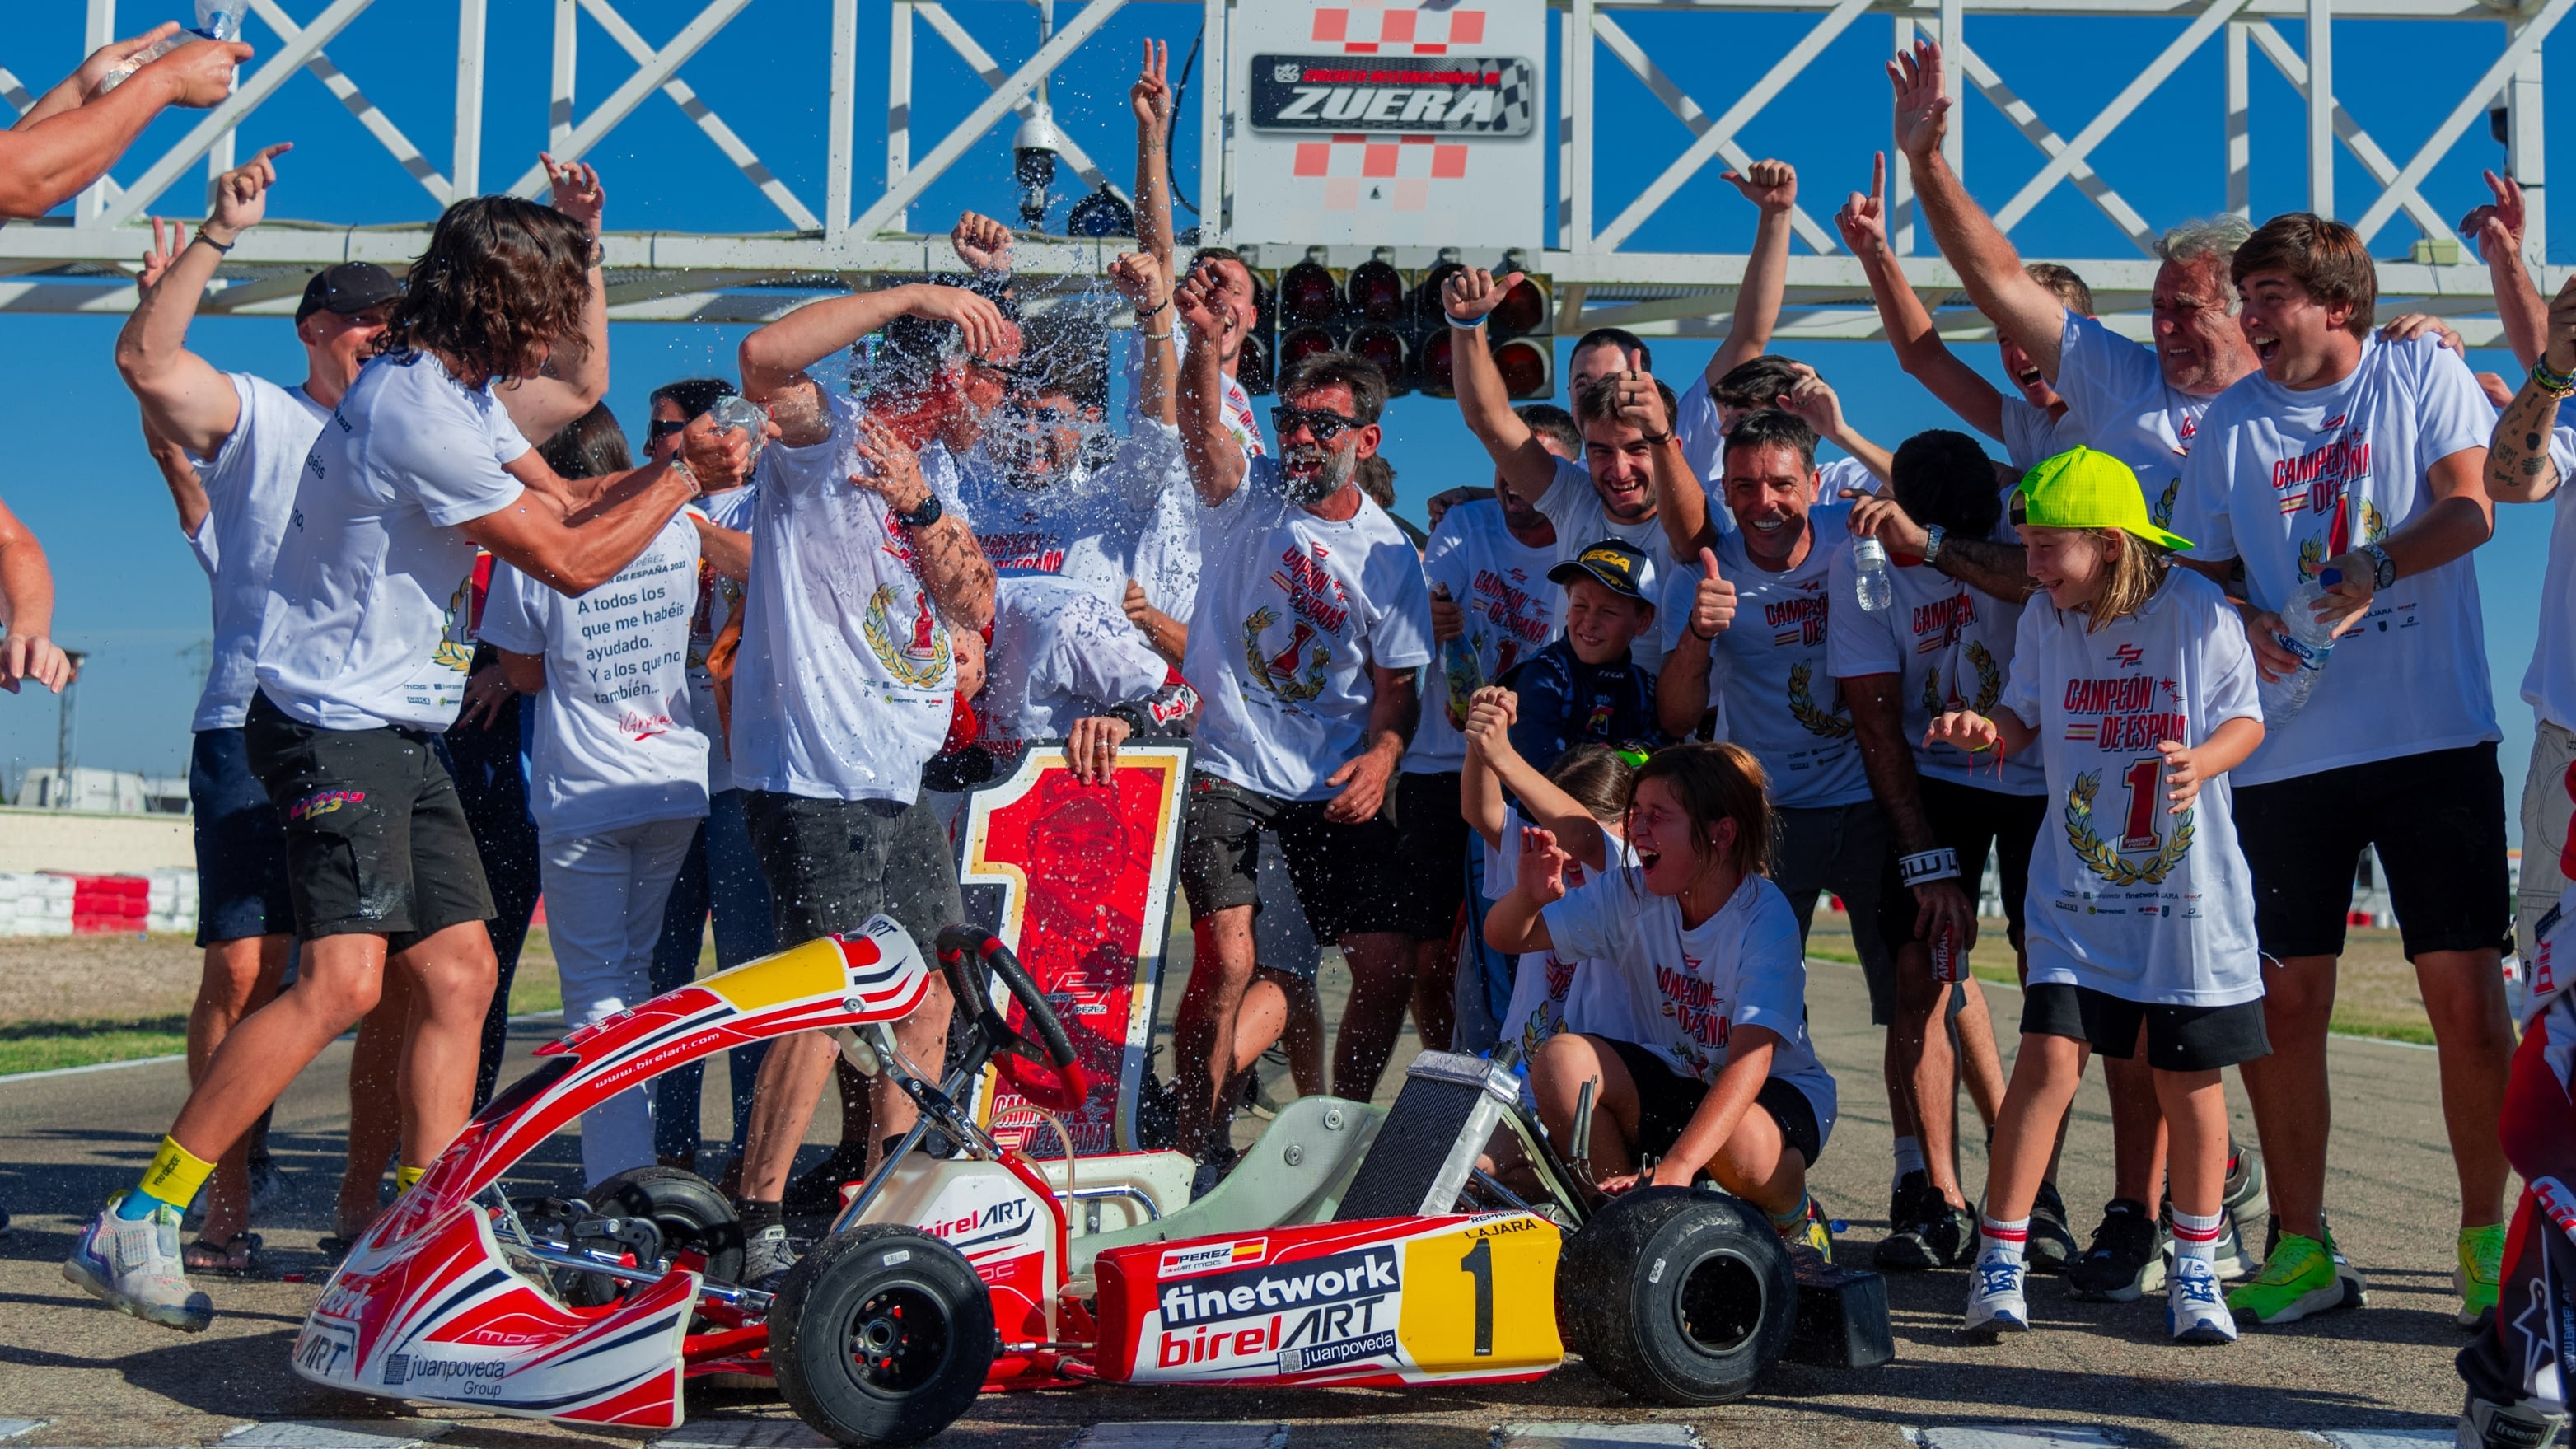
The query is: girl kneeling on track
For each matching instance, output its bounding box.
[1920,446,2270,1346]
[1484,741,1840,1259]
[1457,685,1638,1059]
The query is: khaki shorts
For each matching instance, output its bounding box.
[2522,722,2576,959]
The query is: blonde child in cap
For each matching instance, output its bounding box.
[1920,446,2270,1346]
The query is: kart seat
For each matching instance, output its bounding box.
[1068,1095,1383,1278]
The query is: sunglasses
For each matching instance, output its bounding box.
[1271,404,1363,444]
[647,418,690,442]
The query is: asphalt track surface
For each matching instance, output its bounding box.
[0,945,2500,1448]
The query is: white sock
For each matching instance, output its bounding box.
[1892,1136,1926,1183]
[1980,1214,2029,1266]
[2171,1207,2226,1265]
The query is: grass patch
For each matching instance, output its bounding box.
[0,1014,189,1076]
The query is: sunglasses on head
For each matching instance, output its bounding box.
[1271,404,1362,444]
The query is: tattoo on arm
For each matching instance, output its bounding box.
[1932,535,2039,602]
[912,515,997,629]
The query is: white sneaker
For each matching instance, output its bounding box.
[2168,1255,2238,1344]
[1964,1250,2030,1339]
[63,1194,213,1333]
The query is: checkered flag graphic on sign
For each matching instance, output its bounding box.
[1311,6,1488,56]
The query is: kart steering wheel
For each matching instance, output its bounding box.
[934,925,1090,1114]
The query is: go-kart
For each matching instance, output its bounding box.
[292,915,1891,1444]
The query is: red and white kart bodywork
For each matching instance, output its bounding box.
[296,918,1879,1444]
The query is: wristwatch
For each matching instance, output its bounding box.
[895,492,944,530]
[1922,523,1947,566]
[2360,541,2396,590]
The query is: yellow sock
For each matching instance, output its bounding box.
[130,1135,217,1216]
[395,1164,424,1192]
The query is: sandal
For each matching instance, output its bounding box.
[185,1232,264,1276]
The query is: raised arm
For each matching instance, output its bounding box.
[143,412,211,541]
[853,412,994,632]
[1889,42,2071,381]
[739,282,1007,446]
[1443,269,1559,501]
[1779,362,1894,485]
[1174,277,1246,507]
[0,495,72,694]
[2464,170,2548,372]
[1111,250,1178,428]
[116,145,294,457]
[496,155,610,446]
[0,36,248,217]
[2485,274,2576,507]
[1130,40,1176,275]
[1710,160,1798,381]
[1464,686,1612,871]
[1844,481,2037,602]
[1657,549,1731,737]
[1838,152,2010,442]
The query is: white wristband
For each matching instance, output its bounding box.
[1898,848,1960,887]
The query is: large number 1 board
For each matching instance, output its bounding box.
[953,743,1191,1155]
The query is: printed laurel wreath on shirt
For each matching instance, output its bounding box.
[1785,661,1854,740]
[860,583,952,689]
[2064,770,2197,886]
[2150,477,2181,530]
[1240,605,1329,703]
[1920,639,2005,720]
[2294,501,2391,579]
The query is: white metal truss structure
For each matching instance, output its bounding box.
[0,0,2564,347]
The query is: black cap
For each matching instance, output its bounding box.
[1547,538,1653,602]
[296,262,401,322]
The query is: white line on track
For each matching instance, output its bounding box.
[1907,1429,2123,1447]
[0,1424,44,1442]
[1069,1426,1292,1449]
[1494,1424,1702,1448]
[0,1012,566,1087]
[2302,1432,2453,1447]
[650,1423,834,1449]
[217,1423,453,1449]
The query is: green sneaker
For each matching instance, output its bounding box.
[2225,1232,2352,1325]
[2457,1223,2506,1330]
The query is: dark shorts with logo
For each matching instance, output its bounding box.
[1178,771,1405,942]
[190,725,295,946]
[244,690,495,948]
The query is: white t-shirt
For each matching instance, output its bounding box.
[1184,458,1434,802]
[255,351,531,732]
[478,509,709,844]
[185,373,330,732]
[940,428,1173,615]
[2000,568,2264,1006]
[682,484,758,795]
[2521,427,2576,732]
[1120,419,1200,624]
[1999,398,2075,473]
[1542,870,1837,1143]
[1658,507,1871,810]
[2051,311,2209,529]
[1484,806,1641,1061]
[728,391,969,805]
[1410,498,1561,774]
[1535,455,1671,668]
[980,575,1184,751]
[1824,545,2045,796]
[2167,335,2500,785]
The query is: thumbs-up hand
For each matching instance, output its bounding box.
[1688,547,1737,642]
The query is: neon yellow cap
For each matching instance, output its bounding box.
[2013,446,2193,552]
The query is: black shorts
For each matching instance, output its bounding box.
[242,691,494,949]
[2232,741,2512,962]
[1392,769,1471,940]
[1875,776,2047,953]
[741,790,963,965]
[1605,1037,1825,1168]
[190,725,293,947]
[1178,772,1405,942]
[2020,983,2272,1073]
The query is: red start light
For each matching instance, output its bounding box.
[1494,338,1550,400]
[1349,324,1407,383]
[1490,275,1546,337]
[1279,324,1336,372]
[1347,260,1405,323]
[1279,261,1339,325]
[1417,329,1458,396]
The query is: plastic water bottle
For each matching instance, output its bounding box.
[1435,586,1480,729]
[706,394,771,465]
[1852,537,1895,614]
[97,0,250,91]
[2257,569,2341,722]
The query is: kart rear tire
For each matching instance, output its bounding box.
[587,1165,746,1288]
[773,1224,994,1447]
[1558,1185,1797,1405]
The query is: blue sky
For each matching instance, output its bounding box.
[2,0,2564,840]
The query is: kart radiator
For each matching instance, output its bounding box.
[1333,1050,1519,1220]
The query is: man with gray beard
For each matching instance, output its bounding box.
[1166,282,1433,1187]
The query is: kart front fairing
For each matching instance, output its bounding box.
[290,918,936,1429]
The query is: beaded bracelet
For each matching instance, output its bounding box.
[2536,358,2576,397]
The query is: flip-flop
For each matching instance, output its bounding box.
[185,1232,265,1276]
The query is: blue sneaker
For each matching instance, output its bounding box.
[1964,1250,2029,1339]
[63,1194,213,1332]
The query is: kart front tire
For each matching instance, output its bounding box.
[773,1224,994,1447]
[1558,1185,1797,1405]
